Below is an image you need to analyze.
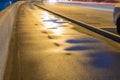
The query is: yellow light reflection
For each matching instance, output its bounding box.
[41,10,63,35]
[44,21,63,35]
[44,22,58,29]
[51,28,63,35]
[49,15,56,19]
[41,11,50,20]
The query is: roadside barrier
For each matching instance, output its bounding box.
[0,1,25,80]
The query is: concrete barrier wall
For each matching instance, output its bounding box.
[0,1,25,80]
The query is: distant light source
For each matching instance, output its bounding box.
[48,0,57,3]
[10,1,12,5]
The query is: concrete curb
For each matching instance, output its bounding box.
[0,1,25,80]
[35,4,120,43]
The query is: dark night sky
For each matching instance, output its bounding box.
[0,0,18,11]
[0,0,18,2]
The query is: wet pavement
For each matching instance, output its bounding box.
[4,3,120,80]
[60,1,115,11]
[34,2,120,36]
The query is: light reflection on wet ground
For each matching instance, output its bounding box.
[85,51,115,68]
[29,5,120,79]
[39,10,119,69]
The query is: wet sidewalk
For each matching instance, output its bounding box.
[4,3,120,80]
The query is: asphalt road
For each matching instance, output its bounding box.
[4,3,120,80]
[59,2,115,11]
[37,2,118,34]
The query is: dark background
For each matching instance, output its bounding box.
[0,0,18,11]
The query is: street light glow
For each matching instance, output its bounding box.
[48,0,57,3]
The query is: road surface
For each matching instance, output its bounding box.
[36,2,118,34]
[4,3,120,80]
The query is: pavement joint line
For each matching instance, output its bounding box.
[41,31,48,34]
[35,24,38,25]
[53,42,60,47]
[35,4,120,43]
[48,35,53,39]
[65,53,72,55]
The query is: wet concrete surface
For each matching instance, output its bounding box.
[37,2,115,28]
[4,3,120,80]
[34,2,120,37]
